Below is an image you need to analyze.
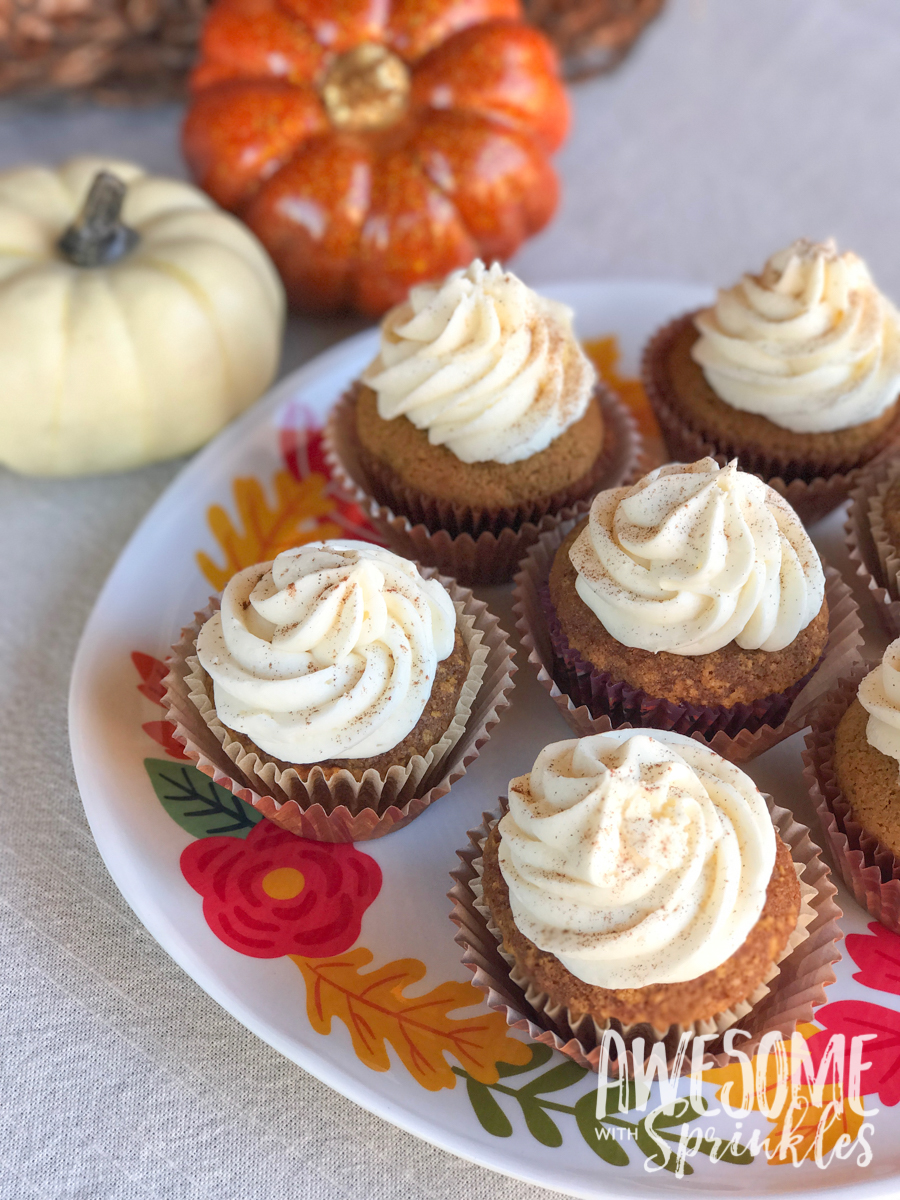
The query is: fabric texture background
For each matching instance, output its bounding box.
[1,1,897,1196]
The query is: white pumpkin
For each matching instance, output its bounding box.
[0,156,285,476]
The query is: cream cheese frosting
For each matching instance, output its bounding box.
[497,729,776,989]
[361,259,596,464]
[692,238,900,434]
[569,457,825,656]
[858,637,900,770]
[195,540,457,763]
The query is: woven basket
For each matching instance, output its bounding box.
[524,0,667,79]
[0,0,207,103]
[0,0,666,103]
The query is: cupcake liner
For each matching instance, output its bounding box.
[513,526,863,763]
[163,571,516,842]
[322,383,642,587]
[473,825,816,1041]
[802,669,900,932]
[642,313,900,525]
[538,582,818,740]
[449,800,841,1076]
[845,453,900,638]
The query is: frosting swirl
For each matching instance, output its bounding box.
[195,540,457,763]
[362,259,595,464]
[569,457,824,656]
[858,637,900,769]
[692,238,900,433]
[497,729,776,989]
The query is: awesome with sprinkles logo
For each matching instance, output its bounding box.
[594,1028,877,1175]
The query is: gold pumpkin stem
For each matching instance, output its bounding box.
[321,43,411,132]
[58,171,139,267]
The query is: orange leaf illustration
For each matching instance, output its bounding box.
[291,948,531,1091]
[584,335,665,469]
[197,470,343,590]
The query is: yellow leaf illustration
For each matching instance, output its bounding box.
[703,1022,820,1114]
[704,1023,866,1167]
[291,948,531,1091]
[763,1086,865,1167]
[197,471,343,590]
[584,335,666,469]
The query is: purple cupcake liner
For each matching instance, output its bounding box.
[802,670,900,933]
[513,525,863,764]
[540,584,819,741]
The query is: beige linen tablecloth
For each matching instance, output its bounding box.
[2,2,899,1196]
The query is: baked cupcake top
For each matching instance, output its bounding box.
[691,238,900,434]
[858,636,900,769]
[361,259,596,465]
[497,729,776,989]
[569,457,825,656]
[195,540,457,763]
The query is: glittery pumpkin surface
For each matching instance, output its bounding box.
[183,0,569,314]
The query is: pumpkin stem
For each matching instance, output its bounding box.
[58,171,139,267]
[321,43,410,133]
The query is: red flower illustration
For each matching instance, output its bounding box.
[181,820,382,958]
[806,1001,900,1107]
[846,922,900,996]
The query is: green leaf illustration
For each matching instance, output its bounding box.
[519,1059,587,1096]
[651,1097,708,1127]
[596,1078,637,1117]
[706,1139,754,1166]
[574,1092,629,1166]
[520,1097,563,1147]
[495,1044,553,1077]
[467,1078,513,1138]
[635,1119,684,1175]
[456,1051,752,1172]
[144,758,261,839]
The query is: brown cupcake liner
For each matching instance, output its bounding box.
[513,526,863,763]
[180,599,483,809]
[802,668,900,932]
[322,383,642,587]
[844,452,900,637]
[162,570,516,842]
[449,799,841,1076]
[642,312,900,525]
[473,819,816,1041]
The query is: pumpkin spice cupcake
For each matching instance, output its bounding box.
[874,469,900,569]
[835,651,900,859]
[804,640,900,931]
[325,260,640,584]
[513,456,862,761]
[844,453,900,637]
[163,539,515,841]
[450,728,839,1073]
[643,239,900,522]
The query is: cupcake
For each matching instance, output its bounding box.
[163,539,515,841]
[844,452,900,637]
[451,728,838,1073]
[874,468,900,569]
[643,239,900,522]
[835,643,900,858]
[804,641,900,930]
[515,456,853,759]
[325,260,640,585]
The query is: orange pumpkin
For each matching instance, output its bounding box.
[182,0,570,315]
